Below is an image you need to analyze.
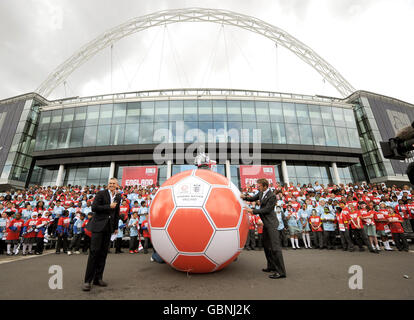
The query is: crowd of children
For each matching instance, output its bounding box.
[0,181,413,257]
[0,184,156,256]
[243,181,413,252]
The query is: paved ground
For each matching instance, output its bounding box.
[0,246,413,300]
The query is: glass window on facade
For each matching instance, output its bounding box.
[282,103,297,124]
[255,101,270,123]
[124,123,139,145]
[126,102,140,124]
[183,100,198,121]
[35,131,48,151]
[332,107,345,127]
[241,101,256,122]
[113,103,127,124]
[259,123,272,143]
[140,101,154,122]
[320,106,334,126]
[184,121,198,143]
[198,100,212,122]
[296,104,310,124]
[153,122,169,143]
[242,122,257,143]
[298,124,313,145]
[69,127,85,148]
[155,101,169,122]
[324,126,339,147]
[311,125,326,146]
[110,124,125,145]
[49,109,63,129]
[73,106,86,127]
[285,123,300,144]
[61,108,75,128]
[308,105,323,125]
[271,123,286,144]
[39,111,51,130]
[169,100,183,121]
[348,128,361,148]
[212,100,227,122]
[227,122,242,143]
[86,105,100,126]
[137,123,152,144]
[83,125,98,147]
[99,104,113,125]
[213,122,227,143]
[198,122,214,143]
[227,100,242,121]
[57,128,71,149]
[343,108,356,128]
[269,101,284,123]
[46,129,59,149]
[336,127,350,148]
[96,125,111,146]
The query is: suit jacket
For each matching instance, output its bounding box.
[88,190,121,233]
[245,190,279,232]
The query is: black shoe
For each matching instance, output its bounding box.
[93,279,108,287]
[262,268,276,273]
[82,283,91,291]
[269,273,286,279]
[403,248,409,252]
[348,248,355,252]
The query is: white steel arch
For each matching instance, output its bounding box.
[36,7,356,98]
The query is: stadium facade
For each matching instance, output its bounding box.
[0,88,413,192]
[1,9,413,191]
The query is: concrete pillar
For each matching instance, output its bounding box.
[167,160,172,179]
[331,162,341,186]
[109,161,116,181]
[225,160,231,180]
[56,164,65,187]
[281,160,289,186]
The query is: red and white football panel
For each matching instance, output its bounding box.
[205,229,240,265]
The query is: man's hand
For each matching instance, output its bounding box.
[240,194,246,200]
[110,202,117,209]
[246,207,253,214]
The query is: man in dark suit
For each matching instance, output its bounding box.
[82,178,121,291]
[241,179,287,279]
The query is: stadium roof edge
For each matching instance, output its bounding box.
[345,90,414,108]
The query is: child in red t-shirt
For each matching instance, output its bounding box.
[388,210,409,252]
[309,209,323,249]
[6,212,24,255]
[141,214,151,254]
[375,205,392,251]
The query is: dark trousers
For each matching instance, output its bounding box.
[324,231,336,249]
[143,237,150,253]
[279,229,288,247]
[56,234,68,253]
[350,228,372,250]
[263,229,286,276]
[84,228,111,283]
[339,229,354,250]
[115,237,123,253]
[83,236,91,253]
[392,233,409,250]
[35,237,44,254]
[257,233,263,249]
[312,231,324,248]
[129,236,138,251]
[245,230,256,249]
[0,239,5,254]
[69,234,82,251]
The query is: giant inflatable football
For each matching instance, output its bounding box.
[149,169,249,273]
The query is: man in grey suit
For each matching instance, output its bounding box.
[241,179,287,279]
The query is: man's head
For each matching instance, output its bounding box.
[256,179,269,193]
[107,178,119,193]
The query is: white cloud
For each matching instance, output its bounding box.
[0,0,413,104]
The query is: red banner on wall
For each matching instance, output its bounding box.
[121,166,158,187]
[239,165,276,190]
